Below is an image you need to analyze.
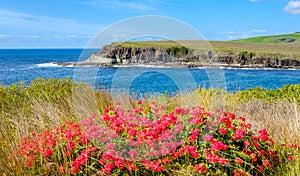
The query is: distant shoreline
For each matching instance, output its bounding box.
[55,61,300,70]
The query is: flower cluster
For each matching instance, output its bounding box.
[17,101,290,175]
[18,122,88,170]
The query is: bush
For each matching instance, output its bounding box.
[17,100,292,175]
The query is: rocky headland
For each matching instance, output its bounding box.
[57,41,300,69]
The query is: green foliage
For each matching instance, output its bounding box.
[168,46,189,58]
[238,51,256,58]
[234,84,300,103]
[0,77,74,119]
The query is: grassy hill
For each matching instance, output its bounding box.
[233,32,300,44]
[115,33,300,59]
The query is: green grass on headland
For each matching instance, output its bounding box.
[114,33,300,60]
[233,32,300,44]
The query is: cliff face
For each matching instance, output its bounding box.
[85,44,300,68]
[86,45,190,65]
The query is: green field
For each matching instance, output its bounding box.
[233,32,300,44]
[113,33,300,60]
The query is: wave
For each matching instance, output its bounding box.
[36,62,75,68]
[36,62,62,67]
[223,67,298,71]
[113,64,170,68]
[194,66,299,71]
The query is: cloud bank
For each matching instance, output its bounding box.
[223,29,281,40]
[0,8,102,48]
[284,0,300,14]
[83,0,167,11]
[0,8,101,35]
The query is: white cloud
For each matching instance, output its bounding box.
[0,34,93,40]
[0,8,102,35]
[0,34,9,39]
[223,29,280,40]
[0,34,95,48]
[83,0,166,11]
[284,0,300,14]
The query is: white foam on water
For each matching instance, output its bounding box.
[36,62,62,67]
[36,62,77,67]
[113,64,170,68]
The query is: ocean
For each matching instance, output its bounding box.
[1,49,300,95]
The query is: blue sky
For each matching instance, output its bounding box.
[0,0,299,48]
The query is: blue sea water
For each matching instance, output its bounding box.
[1,49,300,95]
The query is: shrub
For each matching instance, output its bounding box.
[17,100,287,175]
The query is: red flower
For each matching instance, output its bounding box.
[192,129,200,136]
[253,142,260,149]
[69,166,80,174]
[251,154,258,162]
[246,123,252,128]
[64,150,71,157]
[49,138,56,147]
[81,135,88,144]
[232,129,245,141]
[218,128,227,135]
[258,128,268,136]
[233,170,247,176]
[126,163,138,172]
[31,132,36,137]
[191,151,200,158]
[288,155,295,161]
[137,100,143,105]
[59,166,64,173]
[260,135,269,141]
[268,139,274,146]
[189,135,197,142]
[105,143,116,150]
[288,143,298,148]
[262,160,272,168]
[104,162,115,174]
[244,140,250,147]
[174,107,183,114]
[205,152,228,164]
[228,112,235,120]
[239,116,246,122]
[234,157,243,165]
[66,141,75,150]
[221,117,231,128]
[257,165,263,172]
[44,148,53,157]
[25,155,35,167]
[115,159,126,170]
[258,128,269,141]
[150,161,164,172]
[252,135,260,141]
[128,149,138,159]
[211,140,229,151]
[195,164,206,173]
[161,157,171,165]
[219,157,229,165]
